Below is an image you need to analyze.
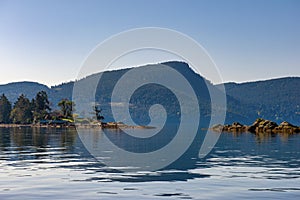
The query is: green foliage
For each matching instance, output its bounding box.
[94,105,104,122]
[58,99,75,119]
[10,94,33,124]
[32,91,51,122]
[0,94,12,123]
[1,91,73,124]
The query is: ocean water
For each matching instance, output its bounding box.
[0,127,299,200]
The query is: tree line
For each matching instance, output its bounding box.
[0,91,74,124]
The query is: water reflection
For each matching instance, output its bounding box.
[11,127,77,148]
[0,127,78,164]
[0,127,300,183]
[0,127,208,182]
[222,131,297,144]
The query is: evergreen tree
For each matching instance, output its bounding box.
[10,94,33,124]
[58,99,75,119]
[32,91,51,122]
[0,94,12,123]
[94,105,104,122]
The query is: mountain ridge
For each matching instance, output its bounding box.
[0,61,299,124]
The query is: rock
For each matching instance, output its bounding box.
[247,125,256,133]
[211,118,300,134]
[278,121,297,128]
[248,118,279,133]
[273,121,298,133]
[280,121,293,126]
[223,125,230,131]
[215,122,248,132]
[211,124,224,132]
[248,118,264,133]
[232,122,243,127]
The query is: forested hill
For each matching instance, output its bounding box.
[0,62,299,124]
[0,82,51,103]
[222,77,300,124]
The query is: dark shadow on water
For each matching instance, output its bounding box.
[80,171,209,183]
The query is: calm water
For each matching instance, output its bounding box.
[0,127,299,200]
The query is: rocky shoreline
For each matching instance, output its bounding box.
[0,122,156,130]
[212,118,300,134]
[0,124,75,128]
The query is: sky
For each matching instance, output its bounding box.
[0,0,299,86]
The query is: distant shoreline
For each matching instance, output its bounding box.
[0,124,74,128]
[0,123,156,129]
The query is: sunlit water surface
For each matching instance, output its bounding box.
[0,127,299,199]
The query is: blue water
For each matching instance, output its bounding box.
[0,127,299,199]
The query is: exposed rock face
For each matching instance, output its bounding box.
[212,118,300,134]
[248,118,278,133]
[274,121,300,133]
[222,122,248,132]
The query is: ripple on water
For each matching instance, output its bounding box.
[0,128,300,199]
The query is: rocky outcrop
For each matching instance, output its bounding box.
[273,121,300,134]
[248,118,278,133]
[212,122,248,133]
[212,118,300,134]
[222,122,248,132]
[102,122,155,129]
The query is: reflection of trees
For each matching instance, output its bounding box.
[10,127,34,150]
[59,128,78,148]
[0,128,11,150]
[5,127,77,159]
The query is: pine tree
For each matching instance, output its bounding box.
[32,91,51,122]
[10,94,33,124]
[0,94,12,124]
[94,105,104,122]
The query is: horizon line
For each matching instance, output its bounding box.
[0,60,299,87]
[1,75,299,89]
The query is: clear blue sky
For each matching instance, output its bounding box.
[0,0,299,86]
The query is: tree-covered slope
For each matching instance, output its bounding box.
[223,77,300,124]
[0,62,299,125]
[0,81,51,103]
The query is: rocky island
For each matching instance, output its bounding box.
[212,118,300,134]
